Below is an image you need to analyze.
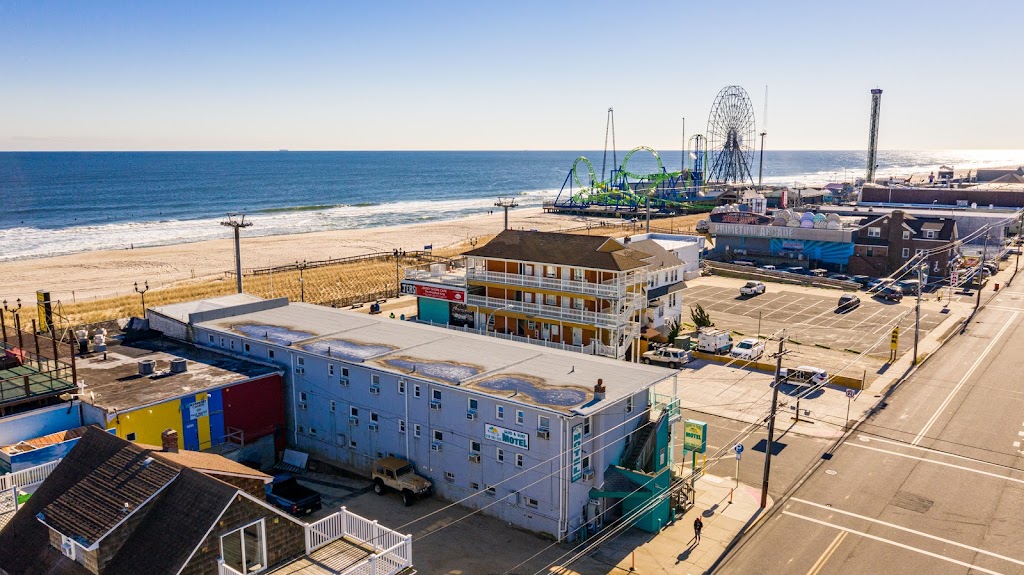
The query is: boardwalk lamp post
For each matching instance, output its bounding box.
[296,260,308,303]
[134,281,150,318]
[2,299,24,350]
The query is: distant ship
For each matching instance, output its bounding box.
[278,149,289,152]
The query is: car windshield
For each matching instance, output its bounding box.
[737,342,752,349]
[395,464,413,476]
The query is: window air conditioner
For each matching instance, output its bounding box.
[339,377,349,386]
[298,402,307,411]
[537,429,550,440]
[368,422,379,432]
[431,441,443,452]
[468,453,481,463]
[348,416,359,426]
[466,410,478,420]
[582,468,594,481]
[369,385,381,395]
[430,400,442,410]
[295,367,305,375]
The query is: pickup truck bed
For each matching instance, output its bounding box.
[266,476,322,516]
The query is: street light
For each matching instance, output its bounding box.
[134,281,149,318]
[296,260,308,303]
[2,299,24,351]
[485,302,517,334]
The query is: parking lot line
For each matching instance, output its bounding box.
[761,296,807,320]
[848,307,890,331]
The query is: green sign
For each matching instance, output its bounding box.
[683,419,707,454]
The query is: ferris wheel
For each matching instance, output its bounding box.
[706,85,756,184]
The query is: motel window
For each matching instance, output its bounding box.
[626,396,634,413]
[470,440,481,453]
[268,349,275,359]
[432,389,442,401]
[902,248,910,258]
[310,428,317,437]
[573,268,583,281]
[399,420,406,434]
[433,430,443,442]
[544,265,557,278]
[497,448,505,463]
[126,432,137,441]
[516,410,525,425]
[208,334,214,343]
[350,439,357,449]
[551,325,560,337]
[573,298,584,310]
[468,398,478,411]
[538,416,550,431]
[582,456,591,470]
[414,384,421,398]
[470,482,480,490]
[867,227,881,238]
[916,249,926,257]
[496,405,505,420]
[300,392,308,402]
[925,230,936,239]
[414,424,421,437]
[342,367,349,377]
[446,472,455,482]
[371,412,378,422]
[583,417,591,436]
[328,364,335,377]
[516,453,524,468]
[244,343,250,353]
[350,406,359,417]
[398,379,406,394]
[903,231,910,240]
[526,497,539,509]
[544,294,557,306]
[372,374,380,385]
[330,400,336,413]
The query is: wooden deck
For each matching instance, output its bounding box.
[269,537,372,574]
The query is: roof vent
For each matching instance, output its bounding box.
[169,358,187,374]
[138,360,156,376]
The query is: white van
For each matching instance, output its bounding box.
[696,328,733,355]
[779,366,828,387]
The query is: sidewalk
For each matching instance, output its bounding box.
[578,474,770,575]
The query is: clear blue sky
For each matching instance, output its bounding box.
[1,0,1021,151]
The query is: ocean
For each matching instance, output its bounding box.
[2,150,1023,262]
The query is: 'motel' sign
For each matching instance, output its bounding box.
[683,419,707,454]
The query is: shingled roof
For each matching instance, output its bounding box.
[463,230,648,271]
[0,428,252,575]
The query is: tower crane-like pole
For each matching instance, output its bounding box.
[220,213,253,294]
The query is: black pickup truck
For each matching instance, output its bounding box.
[265,475,322,516]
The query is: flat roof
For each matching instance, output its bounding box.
[150,293,265,324]
[75,337,279,414]
[194,301,673,415]
[822,205,1018,220]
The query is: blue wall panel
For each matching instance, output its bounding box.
[208,389,225,446]
[180,395,200,451]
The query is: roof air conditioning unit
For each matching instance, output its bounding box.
[169,358,187,374]
[138,360,156,376]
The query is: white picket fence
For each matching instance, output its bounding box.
[304,506,413,575]
[0,458,61,491]
[216,559,245,575]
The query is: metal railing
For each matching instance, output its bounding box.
[304,506,413,575]
[217,559,245,575]
[466,295,634,329]
[0,458,62,491]
[403,268,467,286]
[465,268,645,298]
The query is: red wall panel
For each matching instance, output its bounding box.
[222,374,285,452]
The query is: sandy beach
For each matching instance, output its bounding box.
[0,208,610,306]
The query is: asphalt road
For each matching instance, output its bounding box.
[716,274,1024,575]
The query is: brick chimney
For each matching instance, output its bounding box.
[594,379,606,401]
[161,429,179,453]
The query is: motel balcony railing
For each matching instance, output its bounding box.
[403,268,468,287]
[464,268,645,299]
[304,506,413,575]
[466,295,636,330]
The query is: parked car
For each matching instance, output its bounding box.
[373,457,433,506]
[696,327,734,355]
[779,366,828,387]
[895,279,920,295]
[642,346,692,368]
[761,265,777,271]
[732,260,756,267]
[864,277,888,290]
[875,287,904,302]
[837,294,861,312]
[809,269,829,277]
[784,266,808,275]
[850,275,872,287]
[740,281,767,296]
[729,338,765,361]
[266,475,322,516]
[829,273,852,282]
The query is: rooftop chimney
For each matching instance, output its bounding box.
[594,379,606,401]
[161,429,179,453]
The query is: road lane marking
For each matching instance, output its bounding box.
[912,312,1019,445]
[805,531,847,575]
[791,498,1024,568]
[782,511,1006,575]
[845,443,1024,485]
[859,435,1015,470]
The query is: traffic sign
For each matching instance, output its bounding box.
[734,443,744,454]
[846,388,856,399]
[890,326,900,350]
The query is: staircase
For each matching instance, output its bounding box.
[621,410,666,472]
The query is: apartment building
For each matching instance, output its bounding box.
[847,210,958,279]
[148,295,676,540]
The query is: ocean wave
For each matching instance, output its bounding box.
[257,204,342,213]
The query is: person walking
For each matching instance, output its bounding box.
[693,515,703,544]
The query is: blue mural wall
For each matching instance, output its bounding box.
[769,239,854,265]
[0,404,83,446]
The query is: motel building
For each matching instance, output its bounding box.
[402,229,703,361]
[148,294,679,540]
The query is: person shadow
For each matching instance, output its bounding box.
[675,539,699,564]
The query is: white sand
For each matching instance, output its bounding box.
[0,208,606,305]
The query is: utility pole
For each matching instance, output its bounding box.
[645,194,651,233]
[1015,211,1023,282]
[297,260,307,303]
[758,86,768,188]
[913,262,924,364]
[393,249,402,298]
[680,117,686,173]
[976,233,989,313]
[761,332,787,508]
[495,197,519,231]
[220,213,253,294]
